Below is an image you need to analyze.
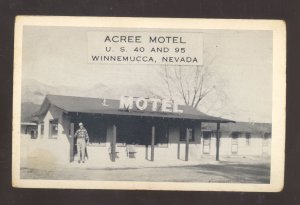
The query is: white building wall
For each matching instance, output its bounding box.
[199,133,272,157]
[22,105,72,165]
[22,114,271,166]
[37,123,42,138]
[166,129,272,159]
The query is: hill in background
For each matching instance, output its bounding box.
[21,78,164,122]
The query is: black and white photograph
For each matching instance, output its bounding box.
[12,16,286,191]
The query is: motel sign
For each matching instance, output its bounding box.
[119,96,183,113]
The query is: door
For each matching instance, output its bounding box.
[231,132,239,154]
[262,133,271,155]
[202,131,211,154]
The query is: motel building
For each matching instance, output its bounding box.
[20,94,272,165]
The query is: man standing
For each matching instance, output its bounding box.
[75,122,89,163]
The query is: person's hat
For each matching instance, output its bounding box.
[79,122,83,126]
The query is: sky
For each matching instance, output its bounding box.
[22,26,273,123]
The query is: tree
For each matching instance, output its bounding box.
[161,56,228,115]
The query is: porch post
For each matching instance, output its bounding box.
[177,140,180,159]
[70,123,75,162]
[185,128,189,161]
[145,145,148,160]
[200,122,202,134]
[112,124,117,162]
[151,125,155,161]
[216,122,220,161]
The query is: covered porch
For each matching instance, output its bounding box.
[33,95,234,164]
[68,112,229,163]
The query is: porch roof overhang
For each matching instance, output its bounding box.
[36,94,235,123]
[21,122,37,126]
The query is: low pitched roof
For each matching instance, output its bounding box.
[36,94,235,123]
[202,121,271,133]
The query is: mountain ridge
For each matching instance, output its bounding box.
[21,77,164,121]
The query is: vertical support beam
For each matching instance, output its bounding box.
[216,122,220,161]
[112,124,117,162]
[48,121,52,138]
[177,140,180,159]
[145,145,148,160]
[151,126,155,161]
[185,128,189,161]
[199,122,202,143]
[70,123,75,162]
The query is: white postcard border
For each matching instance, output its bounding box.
[12,16,286,192]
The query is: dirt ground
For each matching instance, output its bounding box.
[20,157,270,183]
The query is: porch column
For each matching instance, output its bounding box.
[177,140,180,159]
[112,124,117,162]
[185,128,189,161]
[216,122,220,161]
[200,122,202,134]
[145,145,149,160]
[151,125,155,161]
[70,123,75,162]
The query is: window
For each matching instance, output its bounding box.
[40,122,44,136]
[202,131,212,144]
[202,131,212,140]
[264,132,271,139]
[202,131,211,154]
[245,133,251,146]
[49,119,58,138]
[263,132,271,146]
[30,130,38,139]
[231,132,240,140]
[180,127,195,142]
[231,132,240,154]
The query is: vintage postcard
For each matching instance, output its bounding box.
[12,16,286,191]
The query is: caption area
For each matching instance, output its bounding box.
[87,31,203,65]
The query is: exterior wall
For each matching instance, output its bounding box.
[75,123,272,164]
[41,105,69,139]
[218,133,271,156]
[37,123,42,137]
[186,132,272,157]
[163,127,271,159]
[23,112,271,166]
[22,105,72,165]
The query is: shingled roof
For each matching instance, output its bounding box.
[36,94,235,123]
